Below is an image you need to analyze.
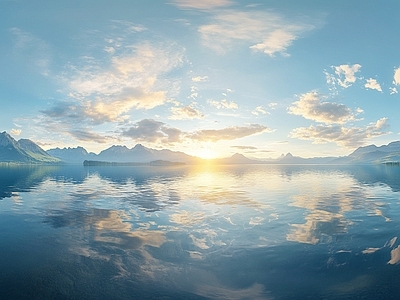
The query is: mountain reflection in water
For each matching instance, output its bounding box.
[1,164,400,299]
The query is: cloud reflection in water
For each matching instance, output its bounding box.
[2,164,400,298]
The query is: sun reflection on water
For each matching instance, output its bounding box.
[2,164,400,298]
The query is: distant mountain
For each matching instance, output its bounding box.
[5,129,400,166]
[0,132,60,163]
[97,144,156,163]
[47,146,97,164]
[332,141,400,164]
[214,153,259,164]
[276,153,337,164]
[46,141,400,166]
[47,143,199,164]
[18,139,60,163]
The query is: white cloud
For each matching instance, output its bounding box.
[252,106,268,116]
[10,128,22,136]
[289,118,389,148]
[249,29,296,57]
[198,10,317,56]
[288,92,356,124]
[192,76,209,82]
[325,64,361,89]
[365,78,382,92]
[44,43,184,127]
[171,0,233,10]
[169,105,204,120]
[110,20,147,33]
[390,87,398,94]
[208,99,238,109]
[104,46,116,54]
[393,67,400,85]
[269,102,278,109]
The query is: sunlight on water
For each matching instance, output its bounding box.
[1,164,400,299]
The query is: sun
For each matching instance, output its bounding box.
[195,147,217,160]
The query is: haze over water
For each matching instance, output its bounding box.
[2,164,400,299]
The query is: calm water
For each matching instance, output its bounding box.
[1,164,400,299]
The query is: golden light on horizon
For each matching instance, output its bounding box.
[193,147,217,160]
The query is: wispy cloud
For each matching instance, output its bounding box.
[252,106,268,116]
[10,27,52,76]
[364,78,382,92]
[169,104,204,120]
[198,10,317,56]
[109,20,147,33]
[171,0,233,10]
[42,42,184,129]
[192,76,209,82]
[288,92,357,124]
[290,118,389,148]
[70,130,110,143]
[188,124,271,142]
[231,145,258,150]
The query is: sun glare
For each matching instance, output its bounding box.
[195,147,216,160]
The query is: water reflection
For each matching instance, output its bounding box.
[2,164,400,298]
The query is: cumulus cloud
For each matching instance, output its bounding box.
[393,67,400,85]
[122,119,183,144]
[289,118,389,148]
[288,92,356,124]
[189,124,271,142]
[171,0,233,10]
[198,10,317,56]
[365,78,382,92]
[169,105,204,120]
[325,64,361,89]
[208,99,238,109]
[43,42,184,128]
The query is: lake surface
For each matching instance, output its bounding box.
[1,164,400,299]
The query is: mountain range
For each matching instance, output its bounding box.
[0,131,60,163]
[2,131,400,165]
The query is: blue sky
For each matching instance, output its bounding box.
[1,0,400,159]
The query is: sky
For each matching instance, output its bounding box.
[1,0,400,159]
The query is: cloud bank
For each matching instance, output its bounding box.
[121,120,271,144]
[290,118,389,148]
[288,91,389,148]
